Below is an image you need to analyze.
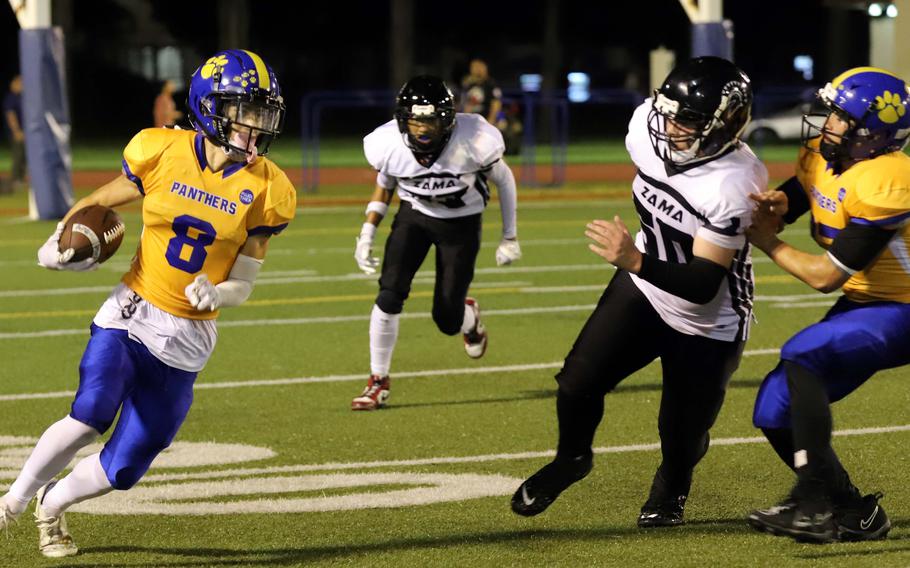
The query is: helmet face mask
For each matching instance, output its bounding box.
[395,76,456,156]
[188,50,285,161]
[209,95,285,160]
[801,67,910,163]
[647,57,752,172]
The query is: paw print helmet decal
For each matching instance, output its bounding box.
[801,66,910,161]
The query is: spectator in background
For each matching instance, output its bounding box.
[460,59,502,125]
[460,59,523,155]
[153,79,183,128]
[2,75,26,193]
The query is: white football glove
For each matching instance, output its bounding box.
[495,238,522,266]
[185,274,221,311]
[37,222,99,271]
[354,229,380,275]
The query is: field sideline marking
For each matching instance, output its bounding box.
[0,349,782,402]
[139,423,910,482]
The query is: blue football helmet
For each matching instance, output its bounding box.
[187,49,285,158]
[802,66,910,162]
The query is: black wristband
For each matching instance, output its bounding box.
[779,176,811,225]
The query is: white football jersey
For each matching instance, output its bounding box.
[363,113,505,218]
[625,100,769,341]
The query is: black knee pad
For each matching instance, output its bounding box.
[555,357,604,399]
[432,304,462,336]
[376,289,405,314]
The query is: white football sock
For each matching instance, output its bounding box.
[461,302,477,334]
[39,452,112,517]
[4,416,99,515]
[369,304,399,377]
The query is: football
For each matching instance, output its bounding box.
[58,205,126,264]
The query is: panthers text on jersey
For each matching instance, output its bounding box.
[120,128,296,320]
[797,138,910,303]
[363,113,504,219]
[625,100,769,341]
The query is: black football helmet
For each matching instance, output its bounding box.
[647,56,753,172]
[394,75,457,155]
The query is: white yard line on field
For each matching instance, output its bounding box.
[0,349,782,402]
[0,263,612,298]
[139,423,910,482]
[0,303,601,339]
[0,290,837,340]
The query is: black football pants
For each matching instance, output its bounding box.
[555,270,744,496]
[376,200,482,335]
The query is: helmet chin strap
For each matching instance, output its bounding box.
[668,139,701,164]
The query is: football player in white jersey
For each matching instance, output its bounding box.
[350,75,521,410]
[511,57,768,526]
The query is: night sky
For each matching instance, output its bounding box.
[0,0,872,138]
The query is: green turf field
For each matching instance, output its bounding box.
[0,138,804,171]
[0,184,908,567]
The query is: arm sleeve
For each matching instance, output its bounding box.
[214,254,263,307]
[246,170,297,236]
[487,159,517,239]
[827,221,898,274]
[636,254,729,305]
[778,175,811,224]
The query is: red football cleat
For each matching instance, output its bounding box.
[351,375,390,410]
[463,297,487,359]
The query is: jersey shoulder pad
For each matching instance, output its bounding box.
[457,113,504,167]
[122,128,190,190]
[123,128,178,162]
[248,160,297,234]
[625,99,654,167]
[795,140,823,186]
[846,154,910,225]
[363,120,400,172]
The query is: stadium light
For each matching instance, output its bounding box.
[886,3,898,17]
[868,3,883,17]
[567,72,590,103]
[793,55,814,81]
[520,73,542,93]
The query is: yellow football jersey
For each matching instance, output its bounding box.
[120,128,296,319]
[796,138,910,303]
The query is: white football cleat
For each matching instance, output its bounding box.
[34,482,78,558]
[351,375,391,411]
[463,297,488,359]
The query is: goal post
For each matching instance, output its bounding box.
[678,0,734,61]
[9,0,74,220]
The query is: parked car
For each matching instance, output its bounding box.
[744,102,813,144]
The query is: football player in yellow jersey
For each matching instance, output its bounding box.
[0,50,295,558]
[746,67,910,543]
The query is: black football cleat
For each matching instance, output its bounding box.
[835,492,890,542]
[510,453,593,517]
[638,494,687,528]
[749,498,837,544]
[748,498,799,537]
